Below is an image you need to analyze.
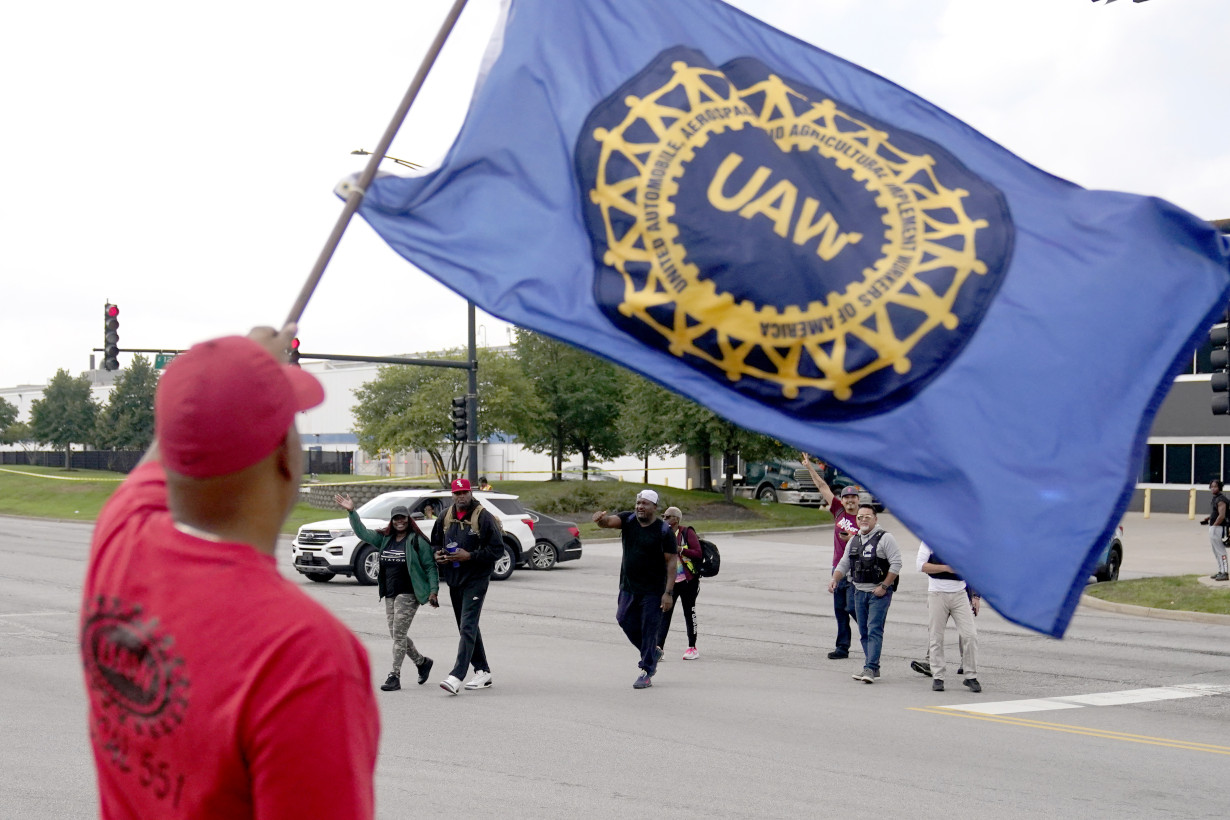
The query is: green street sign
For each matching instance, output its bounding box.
[155,353,176,370]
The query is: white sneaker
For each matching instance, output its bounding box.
[682,647,699,660]
[464,670,493,690]
[439,675,462,695]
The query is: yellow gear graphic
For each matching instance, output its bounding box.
[587,60,989,400]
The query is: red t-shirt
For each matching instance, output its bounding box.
[829,496,859,569]
[80,462,379,819]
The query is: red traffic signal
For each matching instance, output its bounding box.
[289,337,301,366]
[103,303,120,371]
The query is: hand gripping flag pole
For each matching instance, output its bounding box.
[283,0,471,329]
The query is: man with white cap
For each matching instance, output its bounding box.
[79,326,379,819]
[593,489,678,689]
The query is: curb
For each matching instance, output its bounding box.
[1079,593,1230,625]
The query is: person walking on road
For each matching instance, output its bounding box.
[656,506,703,660]
[80,327,379,819]
[432,478,504,695]
[336,494,439,691]
[593,489,678,689]
[1200,479,1229,581]
[800,453,859,660]
[829,505,902,683]
[917,541,981,693]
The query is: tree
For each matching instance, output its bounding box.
[704,416,794,502]
[2,421,35,452]
[0,397,17,443]
[29,369,98,468]
[351,348,535,486]
[510,331,624,479]
[648,392,792,500]
[618,375,686,484]
[95,354,157,451]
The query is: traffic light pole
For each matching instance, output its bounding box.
[467,301,479,484]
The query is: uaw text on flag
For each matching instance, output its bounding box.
[344,0,1230,636]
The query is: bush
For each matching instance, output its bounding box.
[527,483,690,517]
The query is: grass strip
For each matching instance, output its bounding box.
[1084,575,1230,615]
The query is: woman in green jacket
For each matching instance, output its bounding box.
[335,493,439,691]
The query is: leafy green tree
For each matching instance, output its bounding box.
[29,369,99,468]
[351,348,534,486]
[0,397,17,443]
[647,392,792,500]
[95,354,158,450]
[704,417,794,502]
[2,421,35,451]
[511,331,624,479]
[618,375,686,484]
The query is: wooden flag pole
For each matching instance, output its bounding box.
[284,0,472,328]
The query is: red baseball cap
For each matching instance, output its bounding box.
[155,335,324,478]
[450,478,472,492]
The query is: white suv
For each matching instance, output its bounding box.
[291,489,536,584]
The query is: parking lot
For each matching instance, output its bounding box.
[2,511,1228,818]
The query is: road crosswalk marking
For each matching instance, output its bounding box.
[937,683,1230,715]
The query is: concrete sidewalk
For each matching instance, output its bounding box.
[1079,511,1230,623]
[1114,511,1225,580]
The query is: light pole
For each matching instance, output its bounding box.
[350,148,479,482]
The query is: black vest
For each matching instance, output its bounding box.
[926,548,961,582]
[848,531,889,584]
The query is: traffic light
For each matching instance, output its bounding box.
[1213,314,1230,414]
[103,303,120,371]
[451,396,468,441]
[289,337,301,367]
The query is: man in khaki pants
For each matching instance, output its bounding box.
[917,542,981,693]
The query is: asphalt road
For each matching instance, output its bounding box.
[2,513,1228,819]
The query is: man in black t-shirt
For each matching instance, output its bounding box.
[1200,478,1229,581]
[593,489,678,689]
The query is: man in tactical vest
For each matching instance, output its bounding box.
[917,541,981,693]
[829,505,902,683]
[1199,479,1229,581]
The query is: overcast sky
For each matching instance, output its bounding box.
[3,0,1226,390]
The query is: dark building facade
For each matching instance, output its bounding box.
[1132,336,1228,514]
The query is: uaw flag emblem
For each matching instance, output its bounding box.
[576,47,1014,419]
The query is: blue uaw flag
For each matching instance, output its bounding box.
[348,0,1230,636]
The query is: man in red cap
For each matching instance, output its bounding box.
[79,326,379,819]
[431,477,505,694]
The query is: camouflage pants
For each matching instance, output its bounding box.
[385,594,424,673]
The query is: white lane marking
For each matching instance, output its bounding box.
[942,683,1229,715]
[0,611,75,618]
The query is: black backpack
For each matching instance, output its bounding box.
[675,524,720,578]
[690,529,720,578]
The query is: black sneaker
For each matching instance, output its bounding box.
[827,650,849,659]
[932,679,945,691]
[416,657,434,685]
[963,678,982,693]
[380,672,401,691]
[910,660,932,677]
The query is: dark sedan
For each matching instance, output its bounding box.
[523,509,583,570]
